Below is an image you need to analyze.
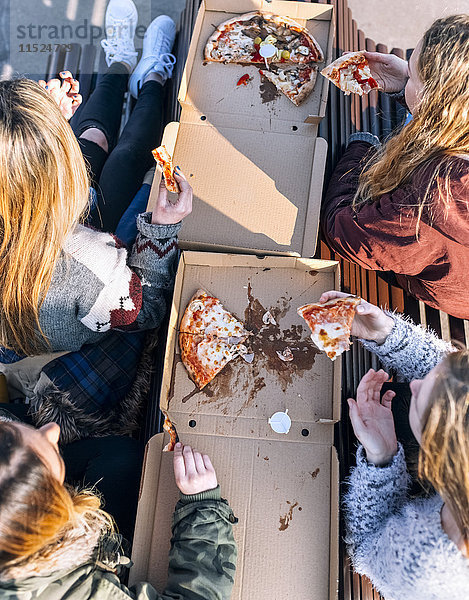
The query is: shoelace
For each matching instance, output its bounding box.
[101,18,137,59]
[154,53,176,77]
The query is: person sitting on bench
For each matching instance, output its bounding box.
[321,290,469,598]
[321,15,469,320]
[0,418,237,600]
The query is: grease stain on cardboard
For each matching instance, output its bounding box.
[279,500,300,531]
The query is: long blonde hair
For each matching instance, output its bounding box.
[354,15,469,228]
[0,79,90,355]
[0,422,112,571]
[419,351,469,555]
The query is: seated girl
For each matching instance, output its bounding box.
[321,290,469,598]
[0,1,192,424]
[0,418,237,600]
[321,15,469,319]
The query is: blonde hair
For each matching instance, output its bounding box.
[0,79,90,355]
[0,421,112,568]
[419,351,469,555]
[353,15,469,231]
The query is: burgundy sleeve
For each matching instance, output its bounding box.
[321,143,441,275]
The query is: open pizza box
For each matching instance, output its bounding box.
[147,1,335,256]
[130,251,340,599]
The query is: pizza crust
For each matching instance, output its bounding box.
[261,66,318,106]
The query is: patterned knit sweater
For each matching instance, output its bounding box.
[344,314,469,599]
[39,213,180,351]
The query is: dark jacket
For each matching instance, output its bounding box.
[322,141,469,319]
[0,487,237,600]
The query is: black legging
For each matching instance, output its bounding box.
[73,62,165,232]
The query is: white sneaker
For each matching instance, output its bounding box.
[101,0,138,70]
[129,15,176,98]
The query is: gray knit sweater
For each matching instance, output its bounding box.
[39,213,180,351]
[344,314,469,599]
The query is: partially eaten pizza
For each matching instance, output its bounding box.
[204,11,324,105]
[179,289,251,389]
[297,296,361,360]
[321,52,378,96]
[152,145,179,193]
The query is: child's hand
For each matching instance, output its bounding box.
[173,443,218,495]
[151,168,193,225]
[38,71,82,121]
[318,291,394,344]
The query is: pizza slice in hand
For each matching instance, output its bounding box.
[152,145,179,193]
[179,289,251,389]
[321,52,378,96]
[297,296,361,360]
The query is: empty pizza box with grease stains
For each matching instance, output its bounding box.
[147,0,335,256]
[130,252,340,599]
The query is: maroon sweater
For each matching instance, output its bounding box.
[322,141,469,319]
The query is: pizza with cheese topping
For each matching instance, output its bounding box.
[321,52,378,96]
[179,289,250,389]
[152,145,179,193]
[204,11,323,105]
[297,296,360,360]
[260,64,318,106]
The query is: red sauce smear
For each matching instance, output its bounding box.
[237,73,251,86]
[252,43,262,62]
[353,70,378,88]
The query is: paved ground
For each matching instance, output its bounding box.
[348,0,469,51]
[4,0,186,78]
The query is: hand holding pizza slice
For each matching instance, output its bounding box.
[321,51,379,96]
[297,295,361,360]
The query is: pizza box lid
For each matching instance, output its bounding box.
[178,0,335,125]
[148,117,328,256]
[130,251,340,600]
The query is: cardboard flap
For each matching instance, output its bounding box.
[148,119,327,256]
[178,2,334,123]
[131,431,338,600]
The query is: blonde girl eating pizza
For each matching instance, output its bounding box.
[320,290,469,599]
[321,15,469,319]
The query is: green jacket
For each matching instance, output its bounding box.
[0,488,237,600]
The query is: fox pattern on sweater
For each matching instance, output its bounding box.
[39,213,180,352]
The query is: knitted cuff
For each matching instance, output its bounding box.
[179,485,222,505]
[347,132,381,148]
[356,443,405,473]
[359,311,406,355]
[136,212,182,239]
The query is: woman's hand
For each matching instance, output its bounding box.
[151,168,193,225]
[38,71,82,121]
[318,291,394,344]
[362,51,409,93]
[173,443,218,495]
[348,369,398,466]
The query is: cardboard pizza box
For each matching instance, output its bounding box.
[147,1,334,256]
[130,251,340,600]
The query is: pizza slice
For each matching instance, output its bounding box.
[297,296,361,360]
[321,52,378,96]
[162,410,178,452]
[205,12,323,66]
[179,289,250,389]
[260,64,318,106]
[152,145,179,193]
